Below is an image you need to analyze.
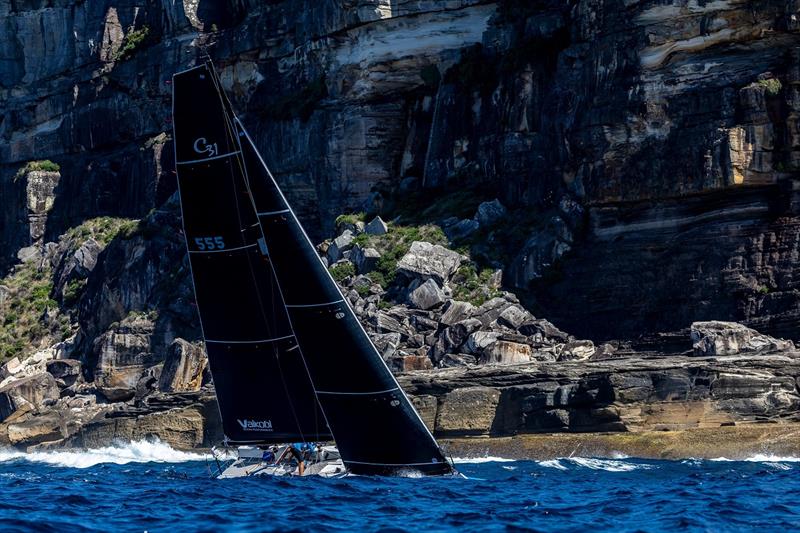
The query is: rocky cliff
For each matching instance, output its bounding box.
[1,1,800,450]
[2,0,799,340]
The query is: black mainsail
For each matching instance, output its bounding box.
[173,61,453,476]
[172,63,331,445]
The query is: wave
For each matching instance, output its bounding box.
[0,440,207,469]
[538,457,653,472]
[451,456,517,464]
[711,454,800,463]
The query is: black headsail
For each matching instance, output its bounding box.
[233,122,453,476]
[172,62,331,444]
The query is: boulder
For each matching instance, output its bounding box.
[408,279,445,310]
[464,331,501,355]
[326,230,355,263]
[474,297,513,326]
[474,199,507,227]
[0,373,60,422]
[45,359,82,387]
[518,319,571,343]
[557,340,596,361]
[0,357,22,380]
[158,339,208,393]
[497,305,533,330]
[440,300,476,326]
[444,219,479,241]
[396,241,462,285]
[481,340,533,364]
[351,245,381,274]
[372,332,402,358]
[690,321,795,356]
[365,216,388,235]
[400,355,433,371]
[6,410,65,445]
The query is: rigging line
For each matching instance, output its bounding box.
[231,118,334,446]
[284,300,344,308]
[237,121,448,466]
[204,334,294,344]
[315,387,400,396]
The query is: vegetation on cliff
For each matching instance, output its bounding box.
[0,216,138,363]
[14,160,60,180]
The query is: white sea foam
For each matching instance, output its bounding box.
[539,457,652,472]
[569,457,652,472]
[0,440,207,469]
[538,459,568,471]
[711,454,800,463]
[451,456,517,464]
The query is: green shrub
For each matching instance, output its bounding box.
[14,160,60,180]
[335,213,366,227]
[114,26,150,61]
[758,78,782,97]
[330,262,355,282]
[63,278,88,306]
[355,284,370,297]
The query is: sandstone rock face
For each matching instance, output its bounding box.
[397,242,463,285]
[92,315,160,402]
[0,373,60,422]
[400,349,800,437]
[158,339,207,393]
[24,170,60,244]
[435,386,500,435]
[691,321,795,356]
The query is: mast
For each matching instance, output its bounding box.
[172,63,331,445]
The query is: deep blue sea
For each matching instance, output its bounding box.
[0,441,798,532]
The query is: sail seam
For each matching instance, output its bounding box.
[188,243,257,254]
[284,300,344,308]
[204,334,295,344]
[177,150,241,165]
[316,387,399,396]
[257,209,291,216]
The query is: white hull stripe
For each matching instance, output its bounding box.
[344,460,445,467]
[205,334,295,345]
[189,243,256,254]
[316,387,399,396]
[285,300,344,308]
[257,209,290,216]
[177,150,241,165]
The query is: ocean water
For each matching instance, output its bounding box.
[0,441,798,532]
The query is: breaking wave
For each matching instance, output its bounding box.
[710,454,800,463]
[538,457,653,472]
[0,440,207,468]
[451,456,517,464]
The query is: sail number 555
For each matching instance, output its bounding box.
[194,236,225,251]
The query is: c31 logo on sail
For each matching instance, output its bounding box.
[193,137,218,158]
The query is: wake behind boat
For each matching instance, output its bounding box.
[172,61,456,478]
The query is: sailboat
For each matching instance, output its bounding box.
[171,61,455,477]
